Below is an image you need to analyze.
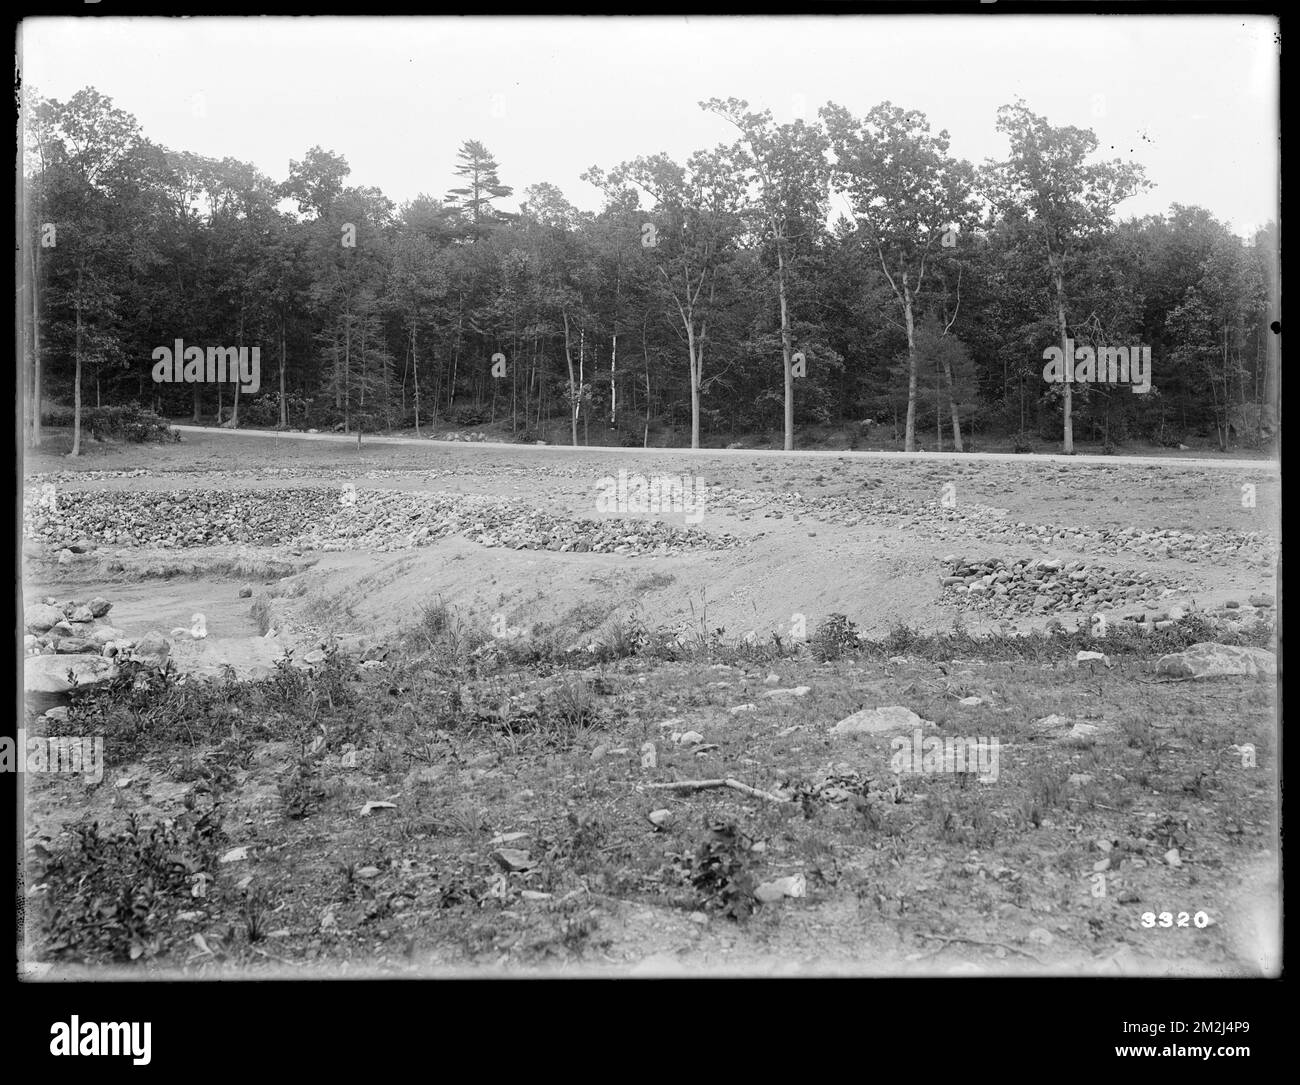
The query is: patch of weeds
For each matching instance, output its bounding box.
[562,598,612,635]
[279,754,325,819]
[548,680,605,736]
[259,655,311,714]
[1020,766,1070,827]
[811,613,861,662]
[1121,717,1161,762]
[1152,814,1193,852]
[598,614,652,660]
[413,596,454,647]
[473,681,611,751]
[36,805,226,964]
[408,597,486,672]
[681,590,729,663]
[927,787,998,847]
[212,731,255,772]
[59,659,233,764]
[306,644,358,712]
[678,818,757,922]
[547,810,609,872]
[879,620,920,658]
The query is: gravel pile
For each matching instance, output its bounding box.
[714,485,1274,564]
[938,555,1189,617]
[24,487,743,557]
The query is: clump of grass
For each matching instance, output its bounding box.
[1020,766,1070,828]
[548,680,603,733]
[598,614,652,660]
[239,885,274,944]
[928,786,997,847]
[811,613,861,661]
[407,597,489,673]
[1121,716,1162,762]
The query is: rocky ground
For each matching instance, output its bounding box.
[25,486,742,557]
[18,432,1282,977]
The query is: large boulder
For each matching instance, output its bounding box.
[130,631,172,668]
[88,597,113,618]
[1156,642,1277,679]
[830,705,935,737]
[25,653,118,694]
[24,604,63,634]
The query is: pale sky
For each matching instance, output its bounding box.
[19,15,1280,237]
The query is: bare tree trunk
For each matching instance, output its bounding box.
[343,310,351,434]
[400,330,409,420]
[447,304,463,413]
[688,324,701,451]
[71,277,83,457]
[412,323,421,438]
[279,317,287,428]
[643,315,652,449]
[580,325,588,445]
[1051,257,1073,453]
[610,262,622,428]
[527,330,537,433]
[230,309,244,427]
[334,310,344,410]
[359,317,368,411]
[777,238,794,451]
[563,308,578,447]
[903,275,917,452]
[936,365,941,450]
[941,353,964,451]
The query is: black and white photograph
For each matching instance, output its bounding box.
[15,9,1280,1006]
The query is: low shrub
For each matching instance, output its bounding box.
[37,806,226,964]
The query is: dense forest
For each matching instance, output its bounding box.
[20,87,1279,455]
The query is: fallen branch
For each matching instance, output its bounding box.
[639,778,790,804]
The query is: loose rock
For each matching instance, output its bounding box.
[831,705,934,737]
[1156,642,1276,679]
